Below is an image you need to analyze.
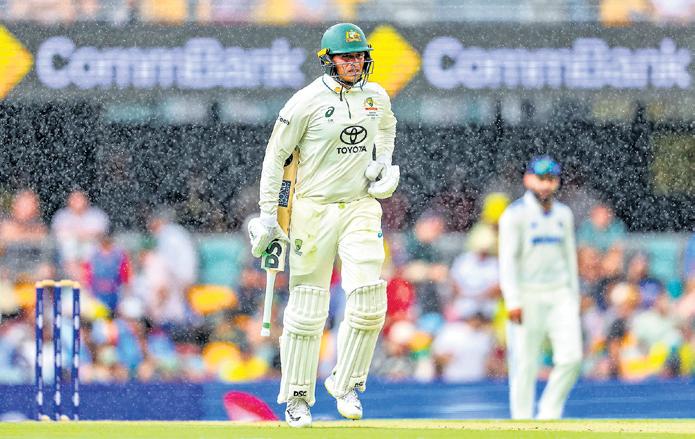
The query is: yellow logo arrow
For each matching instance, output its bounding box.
[0,26,33,99]
[368,25,420,97]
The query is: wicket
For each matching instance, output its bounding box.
[35,279,81,421]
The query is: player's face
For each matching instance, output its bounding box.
[524,173,560,202]
[332,52,365,84]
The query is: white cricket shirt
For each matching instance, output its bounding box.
[498,191,579,309]
[259,74,397,216]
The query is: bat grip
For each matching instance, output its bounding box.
[260,270,277,337]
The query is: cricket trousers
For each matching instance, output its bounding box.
[276,196,386,405]
[288,196,385,293]
[506,289,582,419]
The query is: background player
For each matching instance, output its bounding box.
[247,22,399,427]
[498,156,582,419]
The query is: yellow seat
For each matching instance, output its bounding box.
[188,284,238,316]
[202,341,240,374]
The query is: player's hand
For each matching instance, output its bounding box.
[507,308,523,324]
[368,165,399,199]
[247,213,289,258]
[365,154,390,182]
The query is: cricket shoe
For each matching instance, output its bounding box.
[324,374,363,420]
[285,397,312,428]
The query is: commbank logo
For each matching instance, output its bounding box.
[340,125,367,145]
[368,25,420,97]
[0,26,33,99]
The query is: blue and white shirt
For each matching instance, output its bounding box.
[498,191,579,309]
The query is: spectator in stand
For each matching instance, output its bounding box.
[219,339,269,382]
[0,189,52,283]
[683,232,695,283]
[131,238,169,327]
[0,311,33,383]
[252,0,332,24]
[0,189,47,243]
[675,278,695,323]
[6,0,75,23]
[402,210,448,317]
[649,0,695,24]
[235,263,266,317]
[89,318,131,382]
[51,190,109,281]
[598,280,682,380]
[594,282,641,379]
[577,202,626,253]
[432,311,496,383]
[195,0,255,23]
[600,0,651,26]
[84,230,131,315]
[577,246,602,297]
[631,289,682,377]
[467,192,510,257]
[98,0,137,24]
[370,320,417,380]
[145,208,198,330]
[139,0,188,23]
[625,252,663,309]
[448,225,500,321]
[591,246,626,311]
[384,273,416,333]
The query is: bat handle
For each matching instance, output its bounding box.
[260,270,277,337]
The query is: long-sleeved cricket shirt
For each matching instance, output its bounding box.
[259,74,397,216]
[498,191,579,310]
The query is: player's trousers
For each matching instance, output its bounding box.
[506,288,582,419]
[277,196,386,405]
[289,196,385,292]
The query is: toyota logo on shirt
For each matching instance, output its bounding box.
[340,125,367,145]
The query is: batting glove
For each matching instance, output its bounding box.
[365,154,390,182]
[368,165,399,199]
[248,212,289,258]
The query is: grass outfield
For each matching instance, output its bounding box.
[1,420,695,439]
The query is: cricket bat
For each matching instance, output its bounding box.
[260,149,298,336]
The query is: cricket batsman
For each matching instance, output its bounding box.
[247,23,398,427]
[499,156,582,419]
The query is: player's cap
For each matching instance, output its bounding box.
[526,155,561,177]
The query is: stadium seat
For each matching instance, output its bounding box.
[197,235,246,289]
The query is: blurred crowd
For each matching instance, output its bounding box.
[1,0,694,25]
[0,185,693,386]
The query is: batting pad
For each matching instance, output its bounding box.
[332,280,387,397]
[277,285,329,406]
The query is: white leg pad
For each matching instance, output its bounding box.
[277,285,329,406]
[332,280,387,397]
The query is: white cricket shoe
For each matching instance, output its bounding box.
[285,397,312,428]
[324,374,363,420]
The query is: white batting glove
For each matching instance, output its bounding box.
[247,212,289,258]
[365,154,390,182]
[368,165,400,199]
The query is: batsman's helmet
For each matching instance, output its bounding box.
[317,23,374,85]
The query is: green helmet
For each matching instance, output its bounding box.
[317,23,374,86]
